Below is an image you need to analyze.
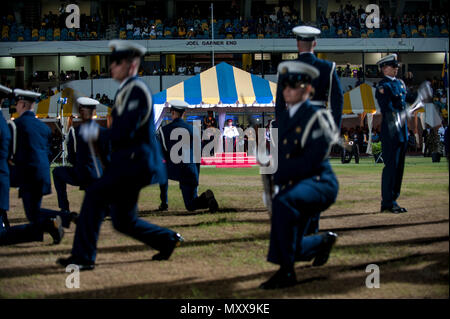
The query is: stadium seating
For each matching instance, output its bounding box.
[54,28,60,41]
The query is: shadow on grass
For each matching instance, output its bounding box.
[138,207,268,217]
[42,251,448,298]
[1,234,448,281]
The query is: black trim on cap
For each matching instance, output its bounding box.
[78,104,97,109]
[110,50,141,64]
[17,96,38,102]
[296,35,316,41]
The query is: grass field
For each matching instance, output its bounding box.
[0,157,448,299]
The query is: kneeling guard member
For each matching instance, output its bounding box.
[157,100,218,213]
[260,61,339,289]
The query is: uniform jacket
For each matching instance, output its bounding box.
[11,110,52,196]
[158,118,199,186]
[67,121,108,188]
[273,99,337,191]
[297,52,344,128]
[0,112,10,210]
[375,76,408,144]
[100,76,166,185]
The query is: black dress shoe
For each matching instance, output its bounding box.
[69,212,79,225]
[152,233,184,261]
[204,190,219,213]
[259,268,297,290]
[0,211,10,229]
[45,216,64,245]
[57,255,95,271]
[393,205,407,213]
[313,232,338,267]
[158,203,168,211]
[380,206,403,214]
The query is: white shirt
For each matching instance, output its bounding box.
[119,76,133,90]
[223,125,239,138]
[288,101,304,118]
[385,75,396,81]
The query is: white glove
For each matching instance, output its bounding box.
[80,121,100,143]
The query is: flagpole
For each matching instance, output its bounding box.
[211,2,214,67]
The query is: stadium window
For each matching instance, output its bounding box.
[254,53,271,61]
[282,53,298,60]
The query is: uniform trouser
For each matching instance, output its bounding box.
[71,169,178,263]
[53,166,81,212]
[159,182,209,211]
[268,177,338,267]
[306,212,321,235]
[223,137,236,153]
[0,189,69,245]
[381,140,408,209]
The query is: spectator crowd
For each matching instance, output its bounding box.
[2,2,448,42]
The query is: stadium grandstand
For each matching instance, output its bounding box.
[0,0,448,146]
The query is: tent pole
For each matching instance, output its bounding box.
[362,52,365,83]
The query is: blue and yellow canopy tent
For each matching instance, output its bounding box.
[29,87,110,119]
[153,62,277,125]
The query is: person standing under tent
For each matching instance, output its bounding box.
[223,119,239,153]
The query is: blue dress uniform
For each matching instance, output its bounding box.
[283,26,344,235]
[0,103,11,229]
[1,89,64,246]
[292,26,344,129]
[53,97,106,219]
[58,40,183,269]
[260,61,338,290]
[157,100,218,212]
[375,54,409,213]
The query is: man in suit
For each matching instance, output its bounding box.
[375,54,408,214]
[157,100,218,213]
[57,40,183,270]
[260,61,339,290]
[52,97,107,225]
[1,89,64,246]
[287,25,344,235]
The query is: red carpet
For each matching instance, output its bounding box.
[201,152,258,168]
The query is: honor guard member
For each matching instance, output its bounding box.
[1,89,64,246]
[157,100,218,213]
[288,25,344,235]
[375,54,408,214]
[58,40,183,270]
[292,26,344,128]
[0,85,11,229]
[260,61,338,289]
[52,97,107,224]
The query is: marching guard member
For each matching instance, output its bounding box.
[1,89,64,246]
[58,40,183,270]
[52,97,108,223]
[157,100,218,213]
[375,54,408,214]
[260,61,339,289]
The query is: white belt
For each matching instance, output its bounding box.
[310,100,327,106]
